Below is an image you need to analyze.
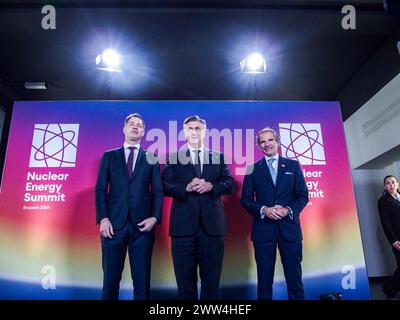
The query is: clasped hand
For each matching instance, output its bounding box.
[186,177,213,194]
[262,205,289,220]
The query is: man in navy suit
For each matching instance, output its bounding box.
[95,113,163,300]
[162,115,235,300]
[241,127,308,300]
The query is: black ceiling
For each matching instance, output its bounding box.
[0,0,399,120]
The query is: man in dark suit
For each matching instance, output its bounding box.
[241,127,308,300]
[162,115,235,300]
[95,113,163,300]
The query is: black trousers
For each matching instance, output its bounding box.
[171,227,224,300]
[101,221,155,300]
[383,248,400,298]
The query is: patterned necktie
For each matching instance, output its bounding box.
[193,150,202,178]
[267,158,277,185]
[127,146,136,177]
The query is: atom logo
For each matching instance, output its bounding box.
[29,124,80,167]
[279,123,326,165]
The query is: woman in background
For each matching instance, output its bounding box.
[377,175,400,300]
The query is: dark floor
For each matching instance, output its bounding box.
[369,277,399,300]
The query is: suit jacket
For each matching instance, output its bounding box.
[241,156,308,242]
[162,148,235,237]
[95,147,163,230]
[378,191,400,245]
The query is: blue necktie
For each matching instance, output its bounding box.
[267,158,277,185]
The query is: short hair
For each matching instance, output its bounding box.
[183,115,206,127]
[256,127,280,145]
[383,175,398,185]
[124,113,145,127]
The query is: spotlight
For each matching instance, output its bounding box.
[240,53,266,74]
[96,49,122,72]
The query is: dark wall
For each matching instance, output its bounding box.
[338,35,400,121]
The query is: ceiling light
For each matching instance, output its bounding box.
[96,49,122,73]
[240,53,266,74]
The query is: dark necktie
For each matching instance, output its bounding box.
[193,150,202,178]
[127,146,136,177]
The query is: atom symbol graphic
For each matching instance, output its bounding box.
[279,123,325,165]
[31,124,78,167]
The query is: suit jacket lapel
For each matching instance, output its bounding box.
[275,156,285,187]
[183,148,197,177]
[117,147,130,180]
[259,158,274,186]
[130,147,144,181]
[201,148,212,179]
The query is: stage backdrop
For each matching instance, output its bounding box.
[0,101,370,299]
